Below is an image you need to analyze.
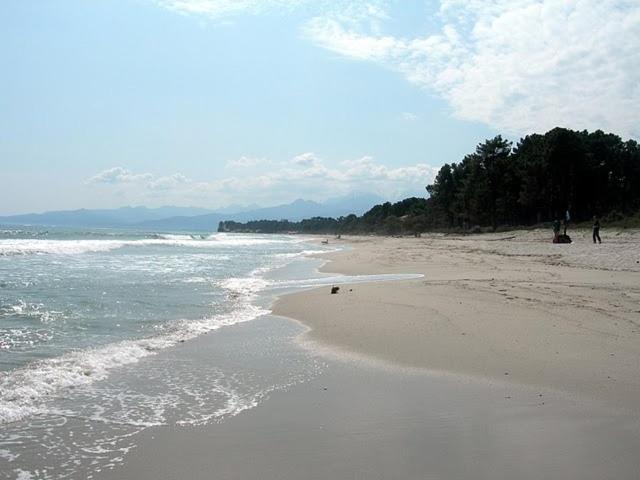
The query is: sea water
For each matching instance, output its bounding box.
[0,228,418,479]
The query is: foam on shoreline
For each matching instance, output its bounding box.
[0,235,293,256]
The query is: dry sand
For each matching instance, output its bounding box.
[274,228,640,412]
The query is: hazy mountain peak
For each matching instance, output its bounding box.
[0,193,384,231]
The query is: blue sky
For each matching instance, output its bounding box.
[1,0,638,215]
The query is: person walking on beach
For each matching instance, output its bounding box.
[563,209,571,235]
[593,216,602,244]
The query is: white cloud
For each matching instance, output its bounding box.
[154,0,393,27]
[304,15,399,60]
[304,0,640,138]
[88,168,196,192]
[148,173,191,190]
[152,0,638,137]
[216,154,436,203]
[226,156,265,168]
[401,112,418,121]
[86,154,437,207]
[86,167,153,184]
[292,152,321,167]
[156,0,307,18]
[341,156,436,183]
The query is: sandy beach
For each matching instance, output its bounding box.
[274,229,640,413]
[97,338,640,480]
[91,228,640,480]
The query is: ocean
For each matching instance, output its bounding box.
[0,227,415,479]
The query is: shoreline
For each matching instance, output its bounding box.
[273,228,640,413]
[93,230,640,480]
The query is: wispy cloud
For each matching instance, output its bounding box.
[291,152,321,167]
[212,152,437,203]
[87,153,437,207]
[147,173,191,191]
[226,156,265,168]
[155,0,308,18]
[401,112,418,121]
[303,0,640,138]
[87,167,153,184]
[154,0,392,24]
[151,1,639,138]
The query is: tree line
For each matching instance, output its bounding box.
[219,127,640,235]
[219,217,341,234]
[218,197,429,235]
[427,127,640,229]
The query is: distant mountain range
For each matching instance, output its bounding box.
[0,193,385,232]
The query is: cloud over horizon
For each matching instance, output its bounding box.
[87,167,153,185]
[87,153,437,208]
[4,1,638,216]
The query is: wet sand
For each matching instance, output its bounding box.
[97,334,640,480]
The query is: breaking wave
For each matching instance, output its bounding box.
[0,235,288,256]
[0,302,269,425]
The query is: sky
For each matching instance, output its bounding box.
[1,0,638,215]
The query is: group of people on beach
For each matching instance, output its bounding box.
[552,209,602,244]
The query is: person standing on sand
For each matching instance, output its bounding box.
[563,209,571,235]
[593,216,602,244]
[553,219,561,242]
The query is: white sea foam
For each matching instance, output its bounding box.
[180,276,213,284]
[174,377,262,427]
[1,241,283,424]
[0,239,129,255]
[0,328,54,351]
[0,232,332,478]
[205,233,288,246]
[0,448,19,462]
[0,300,63,323]
[0,235,285,256]
[220,277,270,297]
[0,304,269,425]
[299,248,331,256]
[154,234,195,241]
[219,269,422,299]
[14,470,34,480]
[272,248,328,259]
